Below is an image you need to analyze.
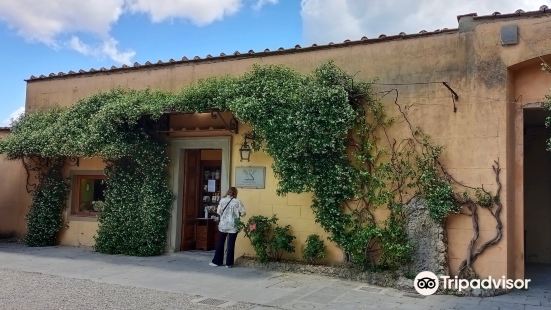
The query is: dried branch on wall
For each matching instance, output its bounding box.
[455,161,503,278]
[384,87,504,278]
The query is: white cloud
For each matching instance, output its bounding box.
[301,0,549,44]
[68,36,93,55]
[0,0,132,63]
[125,0,242,25]
[252,0,278,11]
[0,0,124,46]
[100,38,136,65]
[0,0,280,63]
[68,36,135,65]
[1,106,25,127]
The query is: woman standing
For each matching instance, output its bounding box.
[210,187,246,268]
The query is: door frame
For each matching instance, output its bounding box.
[167,137,232,252]
[520,104,551,269]
[511,102,545,279]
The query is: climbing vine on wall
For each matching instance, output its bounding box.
[22,157,68,246]
[0,62,502,275]
[94,141,173,256]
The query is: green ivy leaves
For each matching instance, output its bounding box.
[1,62,459,267]
[94,141,173,256]
[24,159,68,246]
[237,215,295,263]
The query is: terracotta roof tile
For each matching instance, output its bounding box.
[460,6,551,21]
[26,7,551,82]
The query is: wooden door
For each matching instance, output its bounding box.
[181,149,201,250]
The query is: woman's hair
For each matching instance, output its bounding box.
[226,187,238,197]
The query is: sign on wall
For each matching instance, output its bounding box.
[235,166,266,189]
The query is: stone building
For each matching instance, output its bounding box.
[1,8,551,281]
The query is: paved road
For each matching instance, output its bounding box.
[0,243,549,309]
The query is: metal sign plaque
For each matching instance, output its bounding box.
[235,166,266,189]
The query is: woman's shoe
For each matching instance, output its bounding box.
[209,262,219,267]
[225,265,233,268]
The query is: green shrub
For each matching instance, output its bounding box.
[24,160,69,246]
[303,234,326,264]
[238,215,276,263]
[271,225,295,261]
[378,216,413,270]
[94,142,173,256]
[239,215,295,263]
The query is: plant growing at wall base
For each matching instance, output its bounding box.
[23,158,69,246]
[238,215,277,263]
[377,214,413,270]
[94,142,173,256]
[238,215,295,263]
[303,234,326,264]
[271,225,295,261]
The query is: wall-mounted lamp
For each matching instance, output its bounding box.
[239,140,252,162]
[239,132,255,162]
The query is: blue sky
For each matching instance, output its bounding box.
[0,0,546,125]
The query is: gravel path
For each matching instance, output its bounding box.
[0,269,256,310]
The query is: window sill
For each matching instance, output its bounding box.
[68,215,98,222]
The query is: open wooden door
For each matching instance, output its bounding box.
[181,149,201,250]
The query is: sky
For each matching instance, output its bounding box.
[0,0,548,126]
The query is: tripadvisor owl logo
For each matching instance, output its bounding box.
[414,271,439,295]
[413,271,531,295]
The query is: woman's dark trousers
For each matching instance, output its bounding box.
[212,231,238,266]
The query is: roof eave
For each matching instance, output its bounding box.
[25,28,458,83]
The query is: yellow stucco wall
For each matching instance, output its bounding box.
[230,132,344,263]
[0,130,28,239]
[3,13,551,278]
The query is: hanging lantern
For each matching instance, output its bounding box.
[239,139,252,162]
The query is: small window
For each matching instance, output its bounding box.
[71,175,106,217]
